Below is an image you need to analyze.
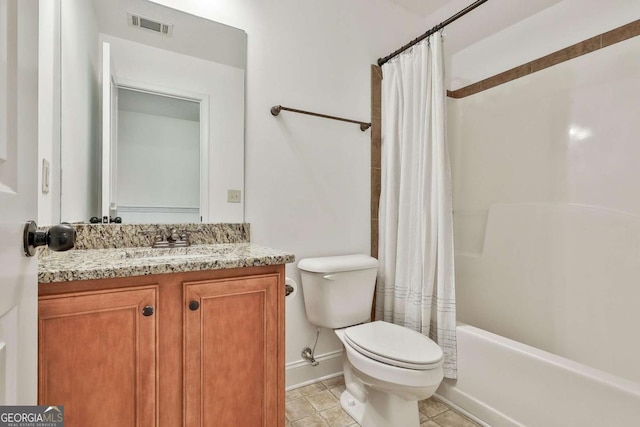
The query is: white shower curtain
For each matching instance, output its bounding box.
[375,34,457,378]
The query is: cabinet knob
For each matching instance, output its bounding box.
[142,305,154,317]
[188,300,200,311]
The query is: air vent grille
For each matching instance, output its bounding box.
[127,13,173,37]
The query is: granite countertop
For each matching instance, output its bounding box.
[39,243,296,284]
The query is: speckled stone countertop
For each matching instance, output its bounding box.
[39,243,296,284]
[68,223,250,249]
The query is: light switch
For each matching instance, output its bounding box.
[42,158,50,194]
[227,189,241,203]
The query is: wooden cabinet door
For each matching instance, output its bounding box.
[39,286,158,427]
[184,274,282,427]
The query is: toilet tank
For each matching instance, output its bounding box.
[298,254,379,329]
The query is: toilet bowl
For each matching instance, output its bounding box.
[335,322,443,427]
[298,255,445,427]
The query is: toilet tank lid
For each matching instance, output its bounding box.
[298,254,378,273]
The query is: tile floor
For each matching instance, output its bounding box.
[285,376,482,427]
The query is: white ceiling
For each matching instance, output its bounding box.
[384,0,564,54]
[91,0,247,69]
[384,0,454,17]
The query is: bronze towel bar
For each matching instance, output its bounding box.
[271,105,371,131]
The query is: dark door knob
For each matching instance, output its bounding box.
[23,220,76,257]
[142,306,154,317]
[188,300,200,311]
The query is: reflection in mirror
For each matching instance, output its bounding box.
[49,0,246,225]
[115,88,200,223]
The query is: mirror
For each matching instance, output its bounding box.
[55,0,246,224]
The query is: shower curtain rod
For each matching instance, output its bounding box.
[271,105,372,131]
[377,0,488,66]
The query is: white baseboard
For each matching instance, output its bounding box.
[285,350,343,390]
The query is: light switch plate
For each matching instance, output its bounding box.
[42,158,50,194]
[227,189,241,203]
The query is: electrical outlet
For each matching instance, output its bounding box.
[227,189,241,203]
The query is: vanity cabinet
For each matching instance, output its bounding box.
[38,265,285,427]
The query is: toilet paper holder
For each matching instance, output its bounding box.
[284,277,298,299]
[285,283,295,296]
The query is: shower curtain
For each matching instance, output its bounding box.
[375,33,457,378]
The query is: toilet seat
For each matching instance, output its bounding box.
[344,321,443,370]
[336,328,444,390]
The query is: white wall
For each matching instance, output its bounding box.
[449,0,640,383]
[59,0,100,223]
[102,34,245,223]
[150,0,429,387]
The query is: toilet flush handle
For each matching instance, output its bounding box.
[323,274,336,281]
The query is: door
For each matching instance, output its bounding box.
[184,274,282,426]
[39,287,158,427]
[0,0,39,404]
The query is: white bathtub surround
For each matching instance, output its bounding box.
[447,9,640,425]
[376,33,457,378]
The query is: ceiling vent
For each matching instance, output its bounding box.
[127,13,173,37]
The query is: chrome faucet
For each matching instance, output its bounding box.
[166,229,190,247]
[144,228,191,248]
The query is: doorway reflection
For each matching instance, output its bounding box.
[115,88,200,223]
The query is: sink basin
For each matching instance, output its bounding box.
[131,253,212,262]
[121,245,240,261]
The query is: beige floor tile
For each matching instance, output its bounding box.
[292,414,329,427]
[286,398,317,422]
[419,397,449,417]
[306,390,340,412]
[286,379,484,427]
[329,384,346,399]
[318,406,356,427]
[287,388,304,402]
[432,410,480,427]
[321,375,345,389]
[298,382,328,396]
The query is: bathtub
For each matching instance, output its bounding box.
[439,204,640,425]
[436,324,640,426]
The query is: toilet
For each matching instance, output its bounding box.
[298,254,444,427]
